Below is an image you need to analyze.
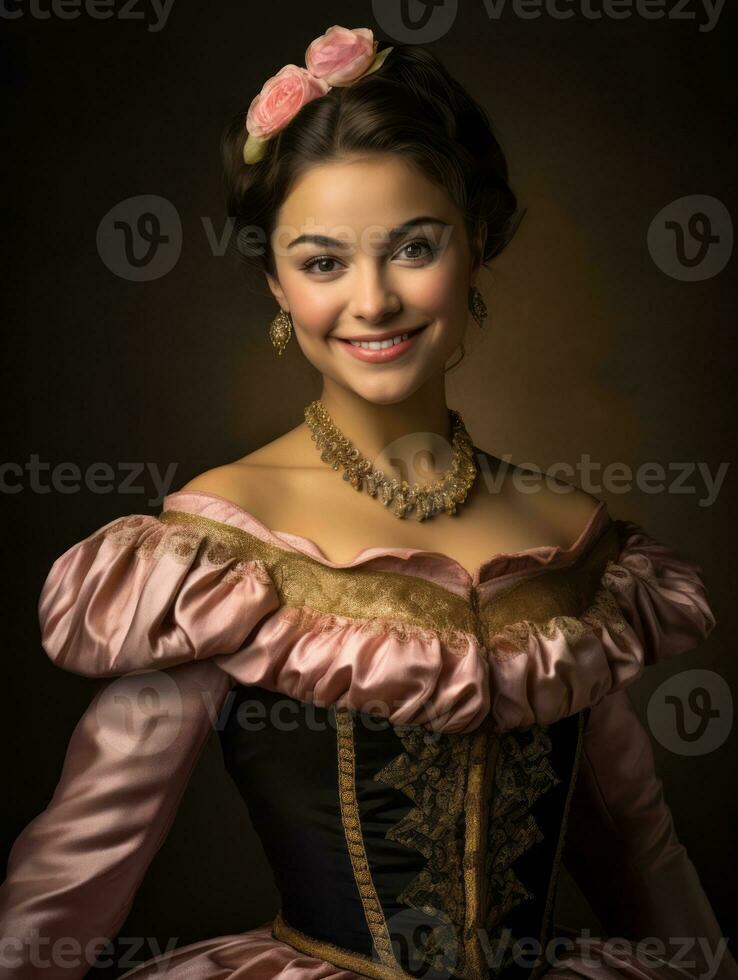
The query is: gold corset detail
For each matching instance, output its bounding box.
[367,715,584,979]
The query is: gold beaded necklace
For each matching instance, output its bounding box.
[303,400,478,521]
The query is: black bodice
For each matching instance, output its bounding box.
[219,685,587,980]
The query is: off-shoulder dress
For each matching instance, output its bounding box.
[1,490,734,980]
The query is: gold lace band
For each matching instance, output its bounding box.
[157,509,622,658]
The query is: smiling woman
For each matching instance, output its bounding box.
[221,40,518,403]
[1,21,735,980]
[263,155,484,392]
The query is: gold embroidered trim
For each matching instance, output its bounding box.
[373,720,565,980]
[272,910,417,980]
[159,510,482,645]
[486,584,629,662]
[605,557,659,589]
[480,524,629,660]
[277,604,475,655]
[370,720,499,979]
[483,725,562,977]
[155,509,633,655]
[372,727,469,976]
[480,522,620,632]
[462,722,496,980]
[335,709,399,971]
[99,511,640,666]
[371,713,591,980]
[92,513,275,583]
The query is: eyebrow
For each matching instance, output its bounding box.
[286,216,452,251]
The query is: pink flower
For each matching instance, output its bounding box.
[305,25,377,87]
[245,64,330,141]
[242,27,393,164]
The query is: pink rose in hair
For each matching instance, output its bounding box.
[305,25,378,86]
[246,64,330,140]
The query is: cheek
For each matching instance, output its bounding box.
[411,262,468,318]
[280,271,340,338]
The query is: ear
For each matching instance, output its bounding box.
[264,271,289,311]
[470,221,488,277]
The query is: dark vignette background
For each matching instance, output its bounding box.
[2,1,736,977]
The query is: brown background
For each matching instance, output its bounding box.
[3,1,736,975]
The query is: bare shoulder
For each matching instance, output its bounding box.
[178,424,315,512]
[473,447,604,547]
[179,463,258,505]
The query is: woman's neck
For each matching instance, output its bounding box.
[315,377,460,483]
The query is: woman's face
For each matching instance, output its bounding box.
[265,153,485,405]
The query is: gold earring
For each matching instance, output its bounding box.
[269,307,292,356]
[468,285,488,328]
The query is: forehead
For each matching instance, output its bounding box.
[276,154,459,231]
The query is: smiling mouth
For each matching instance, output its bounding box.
[337,324,428,350]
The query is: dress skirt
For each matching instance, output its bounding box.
[117,920,700,980]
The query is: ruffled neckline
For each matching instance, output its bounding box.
[161,489,612,588]
[37,491,715,732]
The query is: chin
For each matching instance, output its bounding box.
[339,370,435,407]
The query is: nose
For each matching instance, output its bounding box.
[347,263,402,323]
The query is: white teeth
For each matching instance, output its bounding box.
[349,332,409,350]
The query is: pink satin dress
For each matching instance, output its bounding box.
[1,491,735,980]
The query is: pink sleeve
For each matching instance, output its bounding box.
[486,518,718,732]
[0,659,233,980]
[562,689,738,980]
[37,514,280,678]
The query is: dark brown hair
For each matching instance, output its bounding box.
[221,43,521,285]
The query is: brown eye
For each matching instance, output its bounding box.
[398,239,435,261]
[303,256,341,274]
[302,238,436,277]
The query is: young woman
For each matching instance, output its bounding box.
[1,25,735,980]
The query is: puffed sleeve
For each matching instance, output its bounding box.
[37,513,280,677]
[486,517,718,732]
[0,659,233,980]
[562,689,738,980]
[603,519,716,660]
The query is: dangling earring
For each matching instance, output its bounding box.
[468,285,488,328]
[269,307,292,356]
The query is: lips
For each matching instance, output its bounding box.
[336,324,427,344]
[336,323,429,363]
